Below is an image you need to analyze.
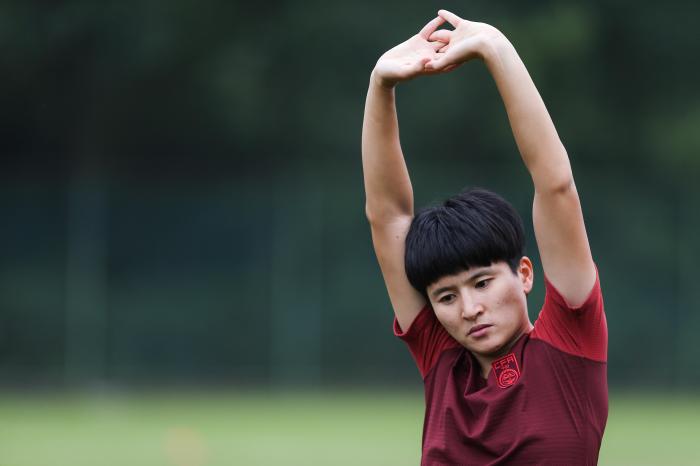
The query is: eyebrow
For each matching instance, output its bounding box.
[430,268,494,299]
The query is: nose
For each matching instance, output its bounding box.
[460,293,484,320]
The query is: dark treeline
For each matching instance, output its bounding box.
[1,0,699,388]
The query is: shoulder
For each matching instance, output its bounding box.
[530,267,607,362]
[394,303,461,378]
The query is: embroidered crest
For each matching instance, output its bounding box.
[492,353,520,388]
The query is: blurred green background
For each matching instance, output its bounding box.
[1,1,699,465]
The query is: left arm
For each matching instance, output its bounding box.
[427,10,596,306]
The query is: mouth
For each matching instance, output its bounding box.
[468,324,493,337]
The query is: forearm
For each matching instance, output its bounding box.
[361,71,414,223]
[483,35,573,192]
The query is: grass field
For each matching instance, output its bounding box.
[0,390,698,466]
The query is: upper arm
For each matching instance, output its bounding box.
[368,215,426,331]
[532,178,596,307]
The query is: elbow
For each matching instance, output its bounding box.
[535,175,580,205]
[365,203,413,226]
[365,204,377,224]
[530,146,576,196]
[364,204,376,223]
[548,175,576,196]
[534,166,576,196]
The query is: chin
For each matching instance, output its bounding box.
[470,336,510,357]
[468,340,502,356]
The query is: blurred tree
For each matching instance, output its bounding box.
[0,0,698,388]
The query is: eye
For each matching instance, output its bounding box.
[438,294,456,304]
[475,278,491,289]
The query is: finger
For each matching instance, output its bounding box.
[428,36,480,70]
[419,16,445,39]
[410,56,432,74]
[429,30,452,43]
[437,9,462,27]
[429,40,445,51]
[438,44,449,53]
[422,61,459,75]
[425,52,455,71]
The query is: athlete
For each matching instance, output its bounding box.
[361,10,608,465]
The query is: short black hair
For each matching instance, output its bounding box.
[405,187,525,297]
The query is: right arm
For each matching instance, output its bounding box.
[362,74,425,332]
[361,17,447,331]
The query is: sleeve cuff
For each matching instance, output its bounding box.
[543,265,600,311]
[393,303,433,339]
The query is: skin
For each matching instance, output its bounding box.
[361,10,596,377]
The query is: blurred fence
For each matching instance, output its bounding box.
[1,161,699,388]
[1,0,699,389]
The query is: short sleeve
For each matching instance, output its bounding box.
[530,267,607,362]
[394,305,460,378]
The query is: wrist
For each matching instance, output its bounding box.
[371,69,398,90]
[480,30,514,64]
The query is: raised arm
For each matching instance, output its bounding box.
[362,17,448,330]
[426,10,596,306]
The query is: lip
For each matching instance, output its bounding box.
[468,324,493,337]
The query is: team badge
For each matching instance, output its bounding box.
[492,353,520,388]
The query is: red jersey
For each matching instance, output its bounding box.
[395,272,608,465]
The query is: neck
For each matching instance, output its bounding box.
[475,323,532,378]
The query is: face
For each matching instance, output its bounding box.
[426,258,534,363]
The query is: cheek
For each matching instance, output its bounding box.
[433,306,459,328]
[495,284,527,316]
[504,288,523,305]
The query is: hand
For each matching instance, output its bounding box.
[424,10,504,71]
[373,16,453,87]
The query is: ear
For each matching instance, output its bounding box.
[517,256,534,294]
